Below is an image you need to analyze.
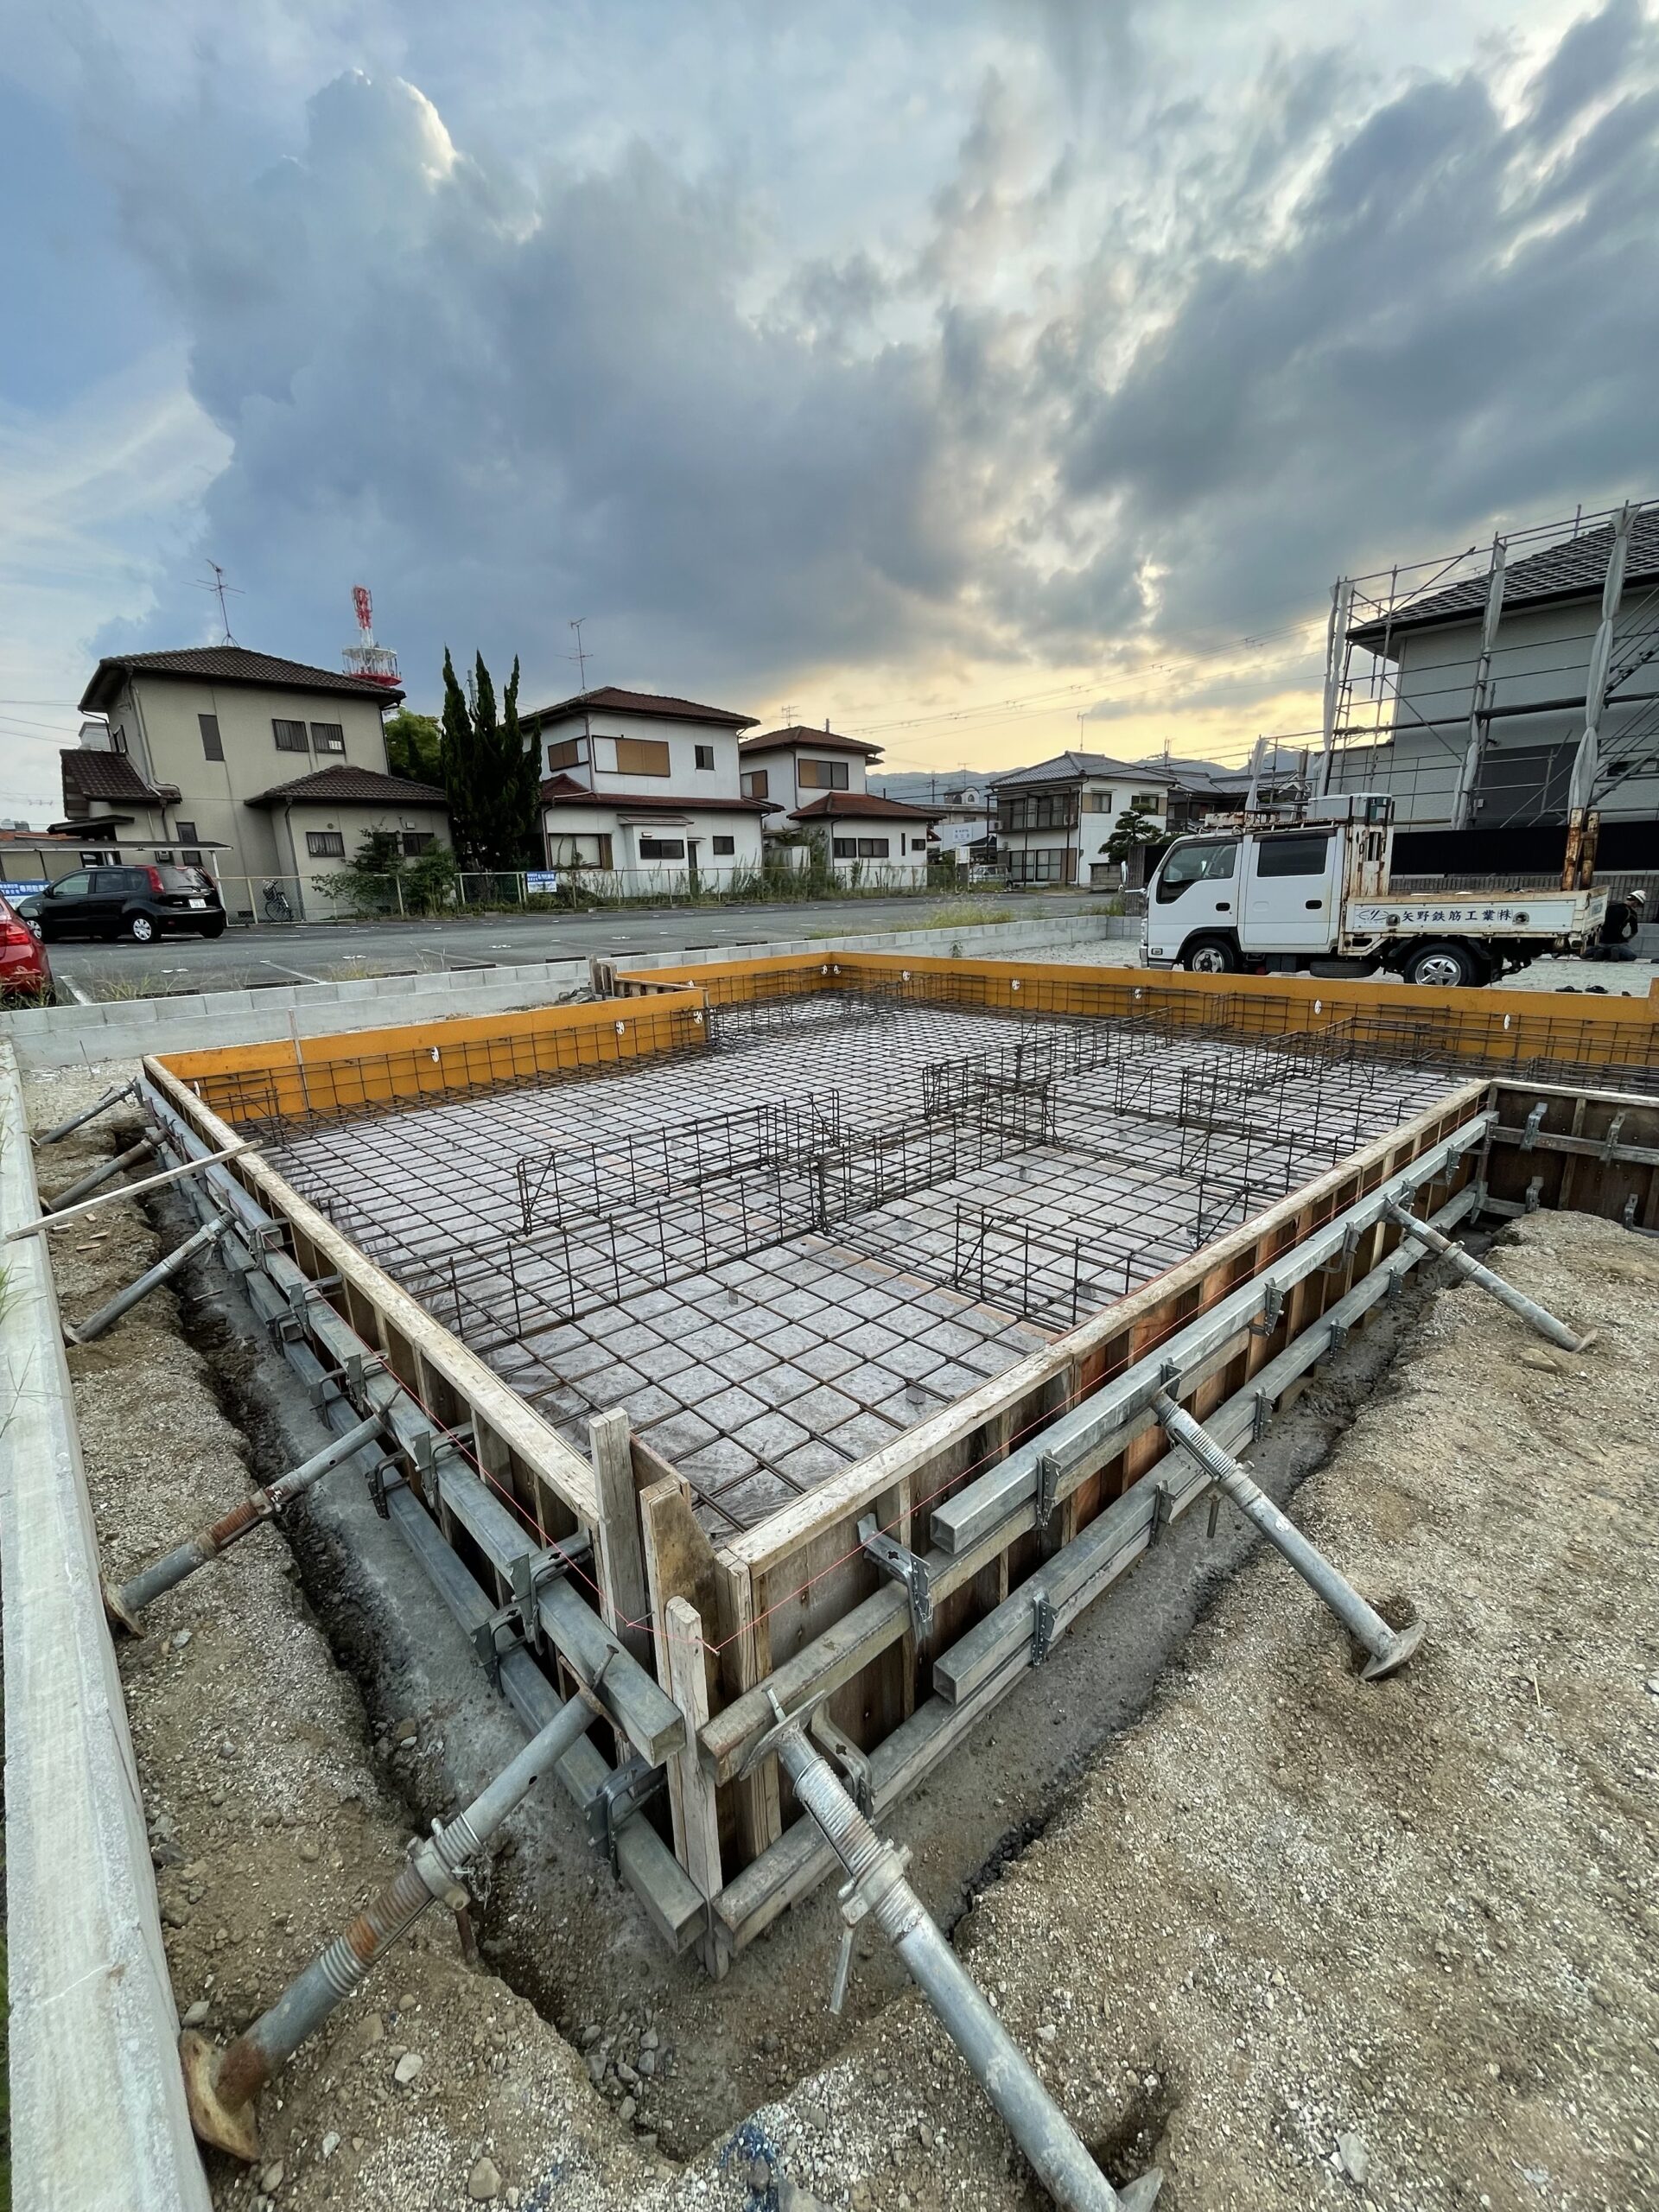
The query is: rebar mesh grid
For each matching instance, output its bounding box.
[257,988,1472,1537]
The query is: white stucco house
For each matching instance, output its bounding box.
[519,686,772,891]
[741,725,941,884]
[989,753,1176,888]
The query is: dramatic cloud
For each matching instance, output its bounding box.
[3,0,1656,808]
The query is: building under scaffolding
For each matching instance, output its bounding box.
[1319,496,1659,831]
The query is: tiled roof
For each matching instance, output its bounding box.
[539,775,775,812]
[248,764,448,806]
[59,748,164,802]
[1350,509,1659,648]
[521,686,758,731]
[79,645,404,711]
[988,751,1177,790]
[789,791,943,822]
[741,726,884,757]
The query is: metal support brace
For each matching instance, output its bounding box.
[35,1077,137,1146]
[1600,1113,1626,1162]
[64,1213,233,1345]
[1151,1389,1424,1682]
[741,1691,1161,2212]
[1520,1102,1548,1151]
[181,1688,597,2161]
[583,1753,666,1878]
[810,1707,874,1816]
[1029,1588,1056,1668]
[1249,1281,1284,1338]
[1147,1480,1174,1548]
[1524,1176,1544,1214]
[1383,1199,1592,1353]
[1033,1452,1062,1527]
[858,1514,934,1641]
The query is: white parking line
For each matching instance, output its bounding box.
[260,958,325,984]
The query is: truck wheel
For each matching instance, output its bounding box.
[1179,934,1240,975]
[1402,939,1481,988]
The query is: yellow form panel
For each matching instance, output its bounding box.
[156,988,711,1126]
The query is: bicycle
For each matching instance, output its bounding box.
[262,880,295,923]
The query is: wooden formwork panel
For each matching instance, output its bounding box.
[147,957,1659,1967]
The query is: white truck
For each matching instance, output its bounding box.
[1141,794,1609,988]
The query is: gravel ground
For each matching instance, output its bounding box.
[20,1058,1659,2212]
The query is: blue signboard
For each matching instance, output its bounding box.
[525,870,562,893]
[2,880,47,896]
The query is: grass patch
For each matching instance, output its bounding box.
[804,902,1015,938]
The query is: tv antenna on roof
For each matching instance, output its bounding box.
[565,618,591,692]
[194,560,243,645]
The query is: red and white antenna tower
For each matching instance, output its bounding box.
[342,585,402,689]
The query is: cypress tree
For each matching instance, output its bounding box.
[437,645,542,870]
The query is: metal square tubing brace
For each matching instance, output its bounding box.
[1148,1389,1423,1681]
[179,1681,601,2162]
[742,1694,1161,2212]
[1381,1199,1592,1352]
[103,1414,385,1635]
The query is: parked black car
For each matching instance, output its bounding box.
[24,864,226,944]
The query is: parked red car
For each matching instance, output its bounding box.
[0,890,54,1002]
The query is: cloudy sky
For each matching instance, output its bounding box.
[3,0,1656,816]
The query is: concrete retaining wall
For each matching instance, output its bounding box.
[1,913,1134,1068]
[0,1043,213,2210]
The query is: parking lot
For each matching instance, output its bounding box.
[34,891,1096,1001]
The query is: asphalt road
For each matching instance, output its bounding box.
[45,890,1101,1001]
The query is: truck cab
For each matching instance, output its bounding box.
[1144,818,1367,973]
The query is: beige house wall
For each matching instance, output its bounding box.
[93,675,395,879]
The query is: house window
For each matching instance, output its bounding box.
[198,715,224,762]
[402,832,435,856]
[273,718,308,752]
[547,832,612,868]
[638,835,685,860]
[911,837,926,852]
[1000,792,1077,834]
[832,836,890,860]
[614,737,671,776]
[181,850,204,868]
[1083,791,1109,813]
[546,737,586,771]
[799,758,849,790]
[175,820,199,843]
[1129,791,1164,812]
[1007,848,1065,884]
[311,722,346,753]
[307,830,346,858]
[110,724,129,755]
[741,770,769,799]
[712,835,736,855]
[695,744,715,771]
[76,854,111,868]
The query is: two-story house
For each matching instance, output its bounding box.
[68,646,448,917]
[521,686,772,889]
[989,753,1176,888]
[740,725,940,883]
